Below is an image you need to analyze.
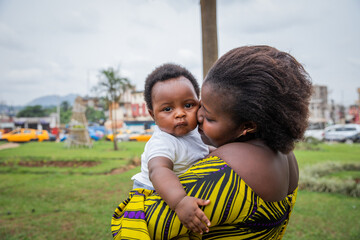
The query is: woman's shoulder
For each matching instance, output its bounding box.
[211,141,271,165]
[211,141,298,202]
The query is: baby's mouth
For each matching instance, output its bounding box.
[175,122,187,127]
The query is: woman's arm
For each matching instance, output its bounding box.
[148,157,211,234]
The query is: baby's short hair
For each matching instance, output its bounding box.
[144,63,200,110]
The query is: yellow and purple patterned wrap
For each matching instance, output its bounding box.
[111,156,297,240]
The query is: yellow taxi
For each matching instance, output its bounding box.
[1,128,50,142]
[106,129,131,142]
[129,130,153,142]
[1,128,37,142]
[36,130,50,142]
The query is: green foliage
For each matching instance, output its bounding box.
[16,105,47,117]
[61,101,71,112]
[299,162,360,197]
[94,67,133,104]
[93,67,134,150]
[44,106,56,116]
[85,107,105,123]
[296,140,321,151]
[60,101,72,124]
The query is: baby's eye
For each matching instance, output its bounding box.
[184,103,194,108]
[163,107,172,112]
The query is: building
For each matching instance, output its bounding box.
[82,96,104,111]
[308,85,329,127]
[105,89,154,132]
[347,88,360,124]
[348,105,360,124]
[13,115,57,131]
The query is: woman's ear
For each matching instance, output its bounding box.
[237,121,257,138]
[245,121,257,134]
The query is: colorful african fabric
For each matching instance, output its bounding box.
[111,156,297,240]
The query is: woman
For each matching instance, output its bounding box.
[111,45,312,239]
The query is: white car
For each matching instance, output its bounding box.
[324,124,360,143]
[304,129,325,141]
[304,122,325,141]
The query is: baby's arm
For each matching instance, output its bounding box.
[148,157,211,234]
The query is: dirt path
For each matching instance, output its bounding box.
[0,142,20,150]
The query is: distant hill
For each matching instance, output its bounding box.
[26,94,78,107]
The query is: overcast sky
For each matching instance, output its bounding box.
[1,0,359,106]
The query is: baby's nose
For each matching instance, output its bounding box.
[175,109,186,118]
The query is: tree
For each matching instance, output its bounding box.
[94,67,133,150]
[85,106,105,124]
[17,105,46,117]
[200,0,218,78]
[60,101,72,124]
[61,101,71,112]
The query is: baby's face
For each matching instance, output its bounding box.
[149,77,199,137]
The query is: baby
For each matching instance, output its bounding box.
[131,63,212,233]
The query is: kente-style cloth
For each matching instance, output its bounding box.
[111,156,297,240]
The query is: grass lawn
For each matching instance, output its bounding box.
[0,141,359,239]
[0,141,145,174]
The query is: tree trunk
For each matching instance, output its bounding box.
[200,0,218,79]
[111,102,118,151]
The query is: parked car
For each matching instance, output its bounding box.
[304,122,325,141]
[129,130,153,142]
[106,129,131,142]
[36,130,50,142]
[48,133,57,141]
[88,128,103,141]
[60,128,103,142]
[1,128,38,142]
[324,124,360,143]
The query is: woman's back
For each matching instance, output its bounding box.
[213,140,299,202]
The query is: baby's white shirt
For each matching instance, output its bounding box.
[131,126,209,188]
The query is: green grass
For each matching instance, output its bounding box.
[0,168,139,239]
[0,141,359,239]
[294,142,360,168]
[0,141,145,174]
[286,190,360,240]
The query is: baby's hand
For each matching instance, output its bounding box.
[174,196,211,234]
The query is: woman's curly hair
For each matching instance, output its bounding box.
[204,45,313,153]
[144,63,200,110]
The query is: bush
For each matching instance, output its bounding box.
[299,162,360,197]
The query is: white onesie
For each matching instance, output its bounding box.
[131,125,209,188]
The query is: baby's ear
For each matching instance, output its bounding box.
[148,109,155,119]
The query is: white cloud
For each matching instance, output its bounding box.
[0,0,359,106]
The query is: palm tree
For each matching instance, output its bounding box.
[200,0,218,79]
[94,67,133,150]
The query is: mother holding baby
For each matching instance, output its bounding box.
[111,45,312,239]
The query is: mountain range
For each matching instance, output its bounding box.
[26,94,79,107]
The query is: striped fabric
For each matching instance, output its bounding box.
[111,156,297,240]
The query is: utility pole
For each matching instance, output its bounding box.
[200,0,218,79]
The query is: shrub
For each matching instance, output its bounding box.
[299,162,360,197]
